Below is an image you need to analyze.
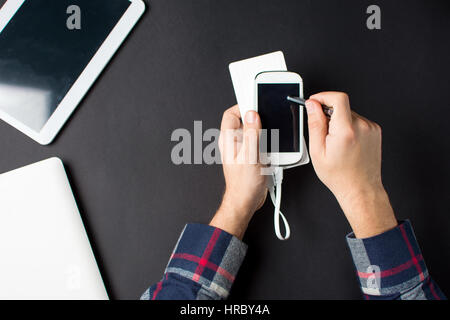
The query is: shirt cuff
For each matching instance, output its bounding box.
[164,223,248,299]
[346,220,428,297]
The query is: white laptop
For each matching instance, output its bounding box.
[0,158,108,300]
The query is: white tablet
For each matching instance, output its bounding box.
[0,0,145,144]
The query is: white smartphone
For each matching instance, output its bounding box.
[255,71,304,166]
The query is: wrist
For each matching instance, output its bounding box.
[221,192,256,218]
[209,194,254,240]
[336,184,397,239]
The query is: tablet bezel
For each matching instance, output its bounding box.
[0,0,145,145]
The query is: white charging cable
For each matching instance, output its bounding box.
[268,167,291,240]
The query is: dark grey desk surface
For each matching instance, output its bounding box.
[0,0,449,299]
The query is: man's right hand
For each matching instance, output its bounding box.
[306,92,397,239]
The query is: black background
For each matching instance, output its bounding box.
[0,0,449,299]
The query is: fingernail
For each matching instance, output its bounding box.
[305,100,314,115]
[245,111,256,124]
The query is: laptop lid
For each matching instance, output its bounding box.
[0,157,108,299]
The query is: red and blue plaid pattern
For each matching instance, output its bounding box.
[346,220,446,300]
[141,224,247,300]
[141,221,446,300]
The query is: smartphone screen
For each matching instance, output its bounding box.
[258,83,300,153]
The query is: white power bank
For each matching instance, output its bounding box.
[229,51,287,118]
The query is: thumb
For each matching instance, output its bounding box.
[305,99,328,157]
[241,111,261,164]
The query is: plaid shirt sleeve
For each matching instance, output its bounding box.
[140,223,247,300]
[347,220,447,300]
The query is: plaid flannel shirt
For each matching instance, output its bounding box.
[141,221,446,300]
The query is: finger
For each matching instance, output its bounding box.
[220,105,242,131]
[240,111,261,164]
[310,92,352,127]
[351,113,376,135]
[352,110,368,122]
[351,111,379,130]
[219,128,242,164]
[220,105,243,163]
[305,99,328,157]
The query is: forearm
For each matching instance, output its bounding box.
[209,195,254,240]
[141,223,247,300]
[336,184,398,239]
[340,186,446,300]
[347,220,447,300]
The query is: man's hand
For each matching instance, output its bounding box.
[306,92,397,238]
[209,105,267,239]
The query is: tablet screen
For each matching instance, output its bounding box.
[0,0,131,132]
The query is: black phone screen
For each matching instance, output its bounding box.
[258,83,300,153]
